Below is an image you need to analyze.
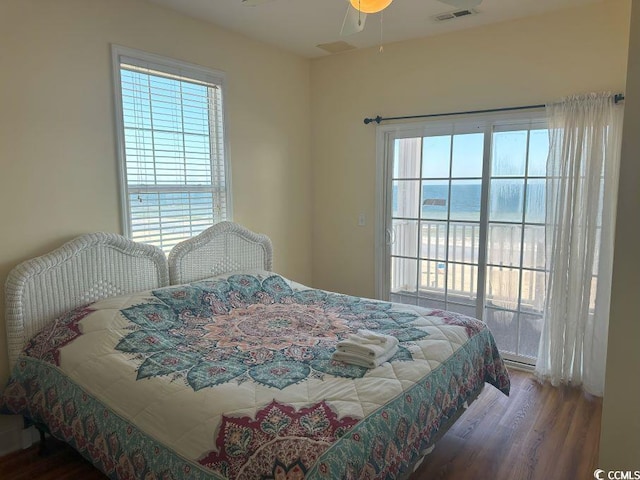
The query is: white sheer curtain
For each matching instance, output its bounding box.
[536,92,623,396]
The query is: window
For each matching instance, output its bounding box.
[112,46,230,252]
[377,112,549,365]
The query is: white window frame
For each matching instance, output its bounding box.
[111,45,232,250]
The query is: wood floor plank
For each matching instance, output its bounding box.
[0,438,106,480]
[0,369,601,480]
[413,369,602,480]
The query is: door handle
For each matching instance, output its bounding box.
[385,227,396,246]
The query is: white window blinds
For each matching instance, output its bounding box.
[113,46,230,253]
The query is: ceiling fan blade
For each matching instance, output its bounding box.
[438,0,482,8]
[340,5,367,36]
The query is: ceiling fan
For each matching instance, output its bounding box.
[340,0,483,36]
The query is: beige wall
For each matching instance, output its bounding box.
[599,0,640,469]
[310,0,630,298]
[0,0,637,464]
[0,0,312,386]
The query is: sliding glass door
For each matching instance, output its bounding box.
[377,113,548,365]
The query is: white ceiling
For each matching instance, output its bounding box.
[147,0,606,58]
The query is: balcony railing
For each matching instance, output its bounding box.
[391,220,546,314]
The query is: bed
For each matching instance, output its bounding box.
[1,221,510,479]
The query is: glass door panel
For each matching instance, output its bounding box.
[448,222,479,264]
[390,129,484,316]
[449,180,482,221]
[392,180,420,218]
[451,133,484,177]
[420,221,448,261]
[489,179,525,222]
[421,180,449,220]
[485,126,548,363]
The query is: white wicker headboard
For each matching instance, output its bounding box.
[168,221,273,285]
[5,233,169,369]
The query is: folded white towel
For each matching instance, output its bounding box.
[336,333,399,358]
[348,329,390,345]
[332,345,399,369]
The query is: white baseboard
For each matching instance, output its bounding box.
[0,415,38,457]
[504,359,536,372]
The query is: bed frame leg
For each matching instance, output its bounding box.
[21,417,49,456]
[36,426,47,456]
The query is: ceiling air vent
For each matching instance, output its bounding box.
[316,41,357,54]
[434,8,477,22]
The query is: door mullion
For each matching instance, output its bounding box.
[415,137,424,305]
[444,131,454,308]
[514,128,532,356]
[475,123,492,321]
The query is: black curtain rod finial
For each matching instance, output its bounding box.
[363,115,382,125]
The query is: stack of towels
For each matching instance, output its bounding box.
[332,329,399,368]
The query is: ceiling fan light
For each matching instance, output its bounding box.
[349,0,394,14]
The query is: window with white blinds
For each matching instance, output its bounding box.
[112,46,230,253]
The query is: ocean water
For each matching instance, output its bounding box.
[393,182,545,222]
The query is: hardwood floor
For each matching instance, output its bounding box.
[0,438,105,480]
[0,369,601,480]
[412,369,602,480]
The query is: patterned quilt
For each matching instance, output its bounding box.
[1,272,510,480]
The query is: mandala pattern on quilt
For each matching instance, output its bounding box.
[22,306,94,366]
[115,274,428,390]
[199,399,359,478]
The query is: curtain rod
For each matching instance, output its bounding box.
[363,93,625,125]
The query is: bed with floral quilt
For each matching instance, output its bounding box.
[2,266,509,479]
[1,223,509,479]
